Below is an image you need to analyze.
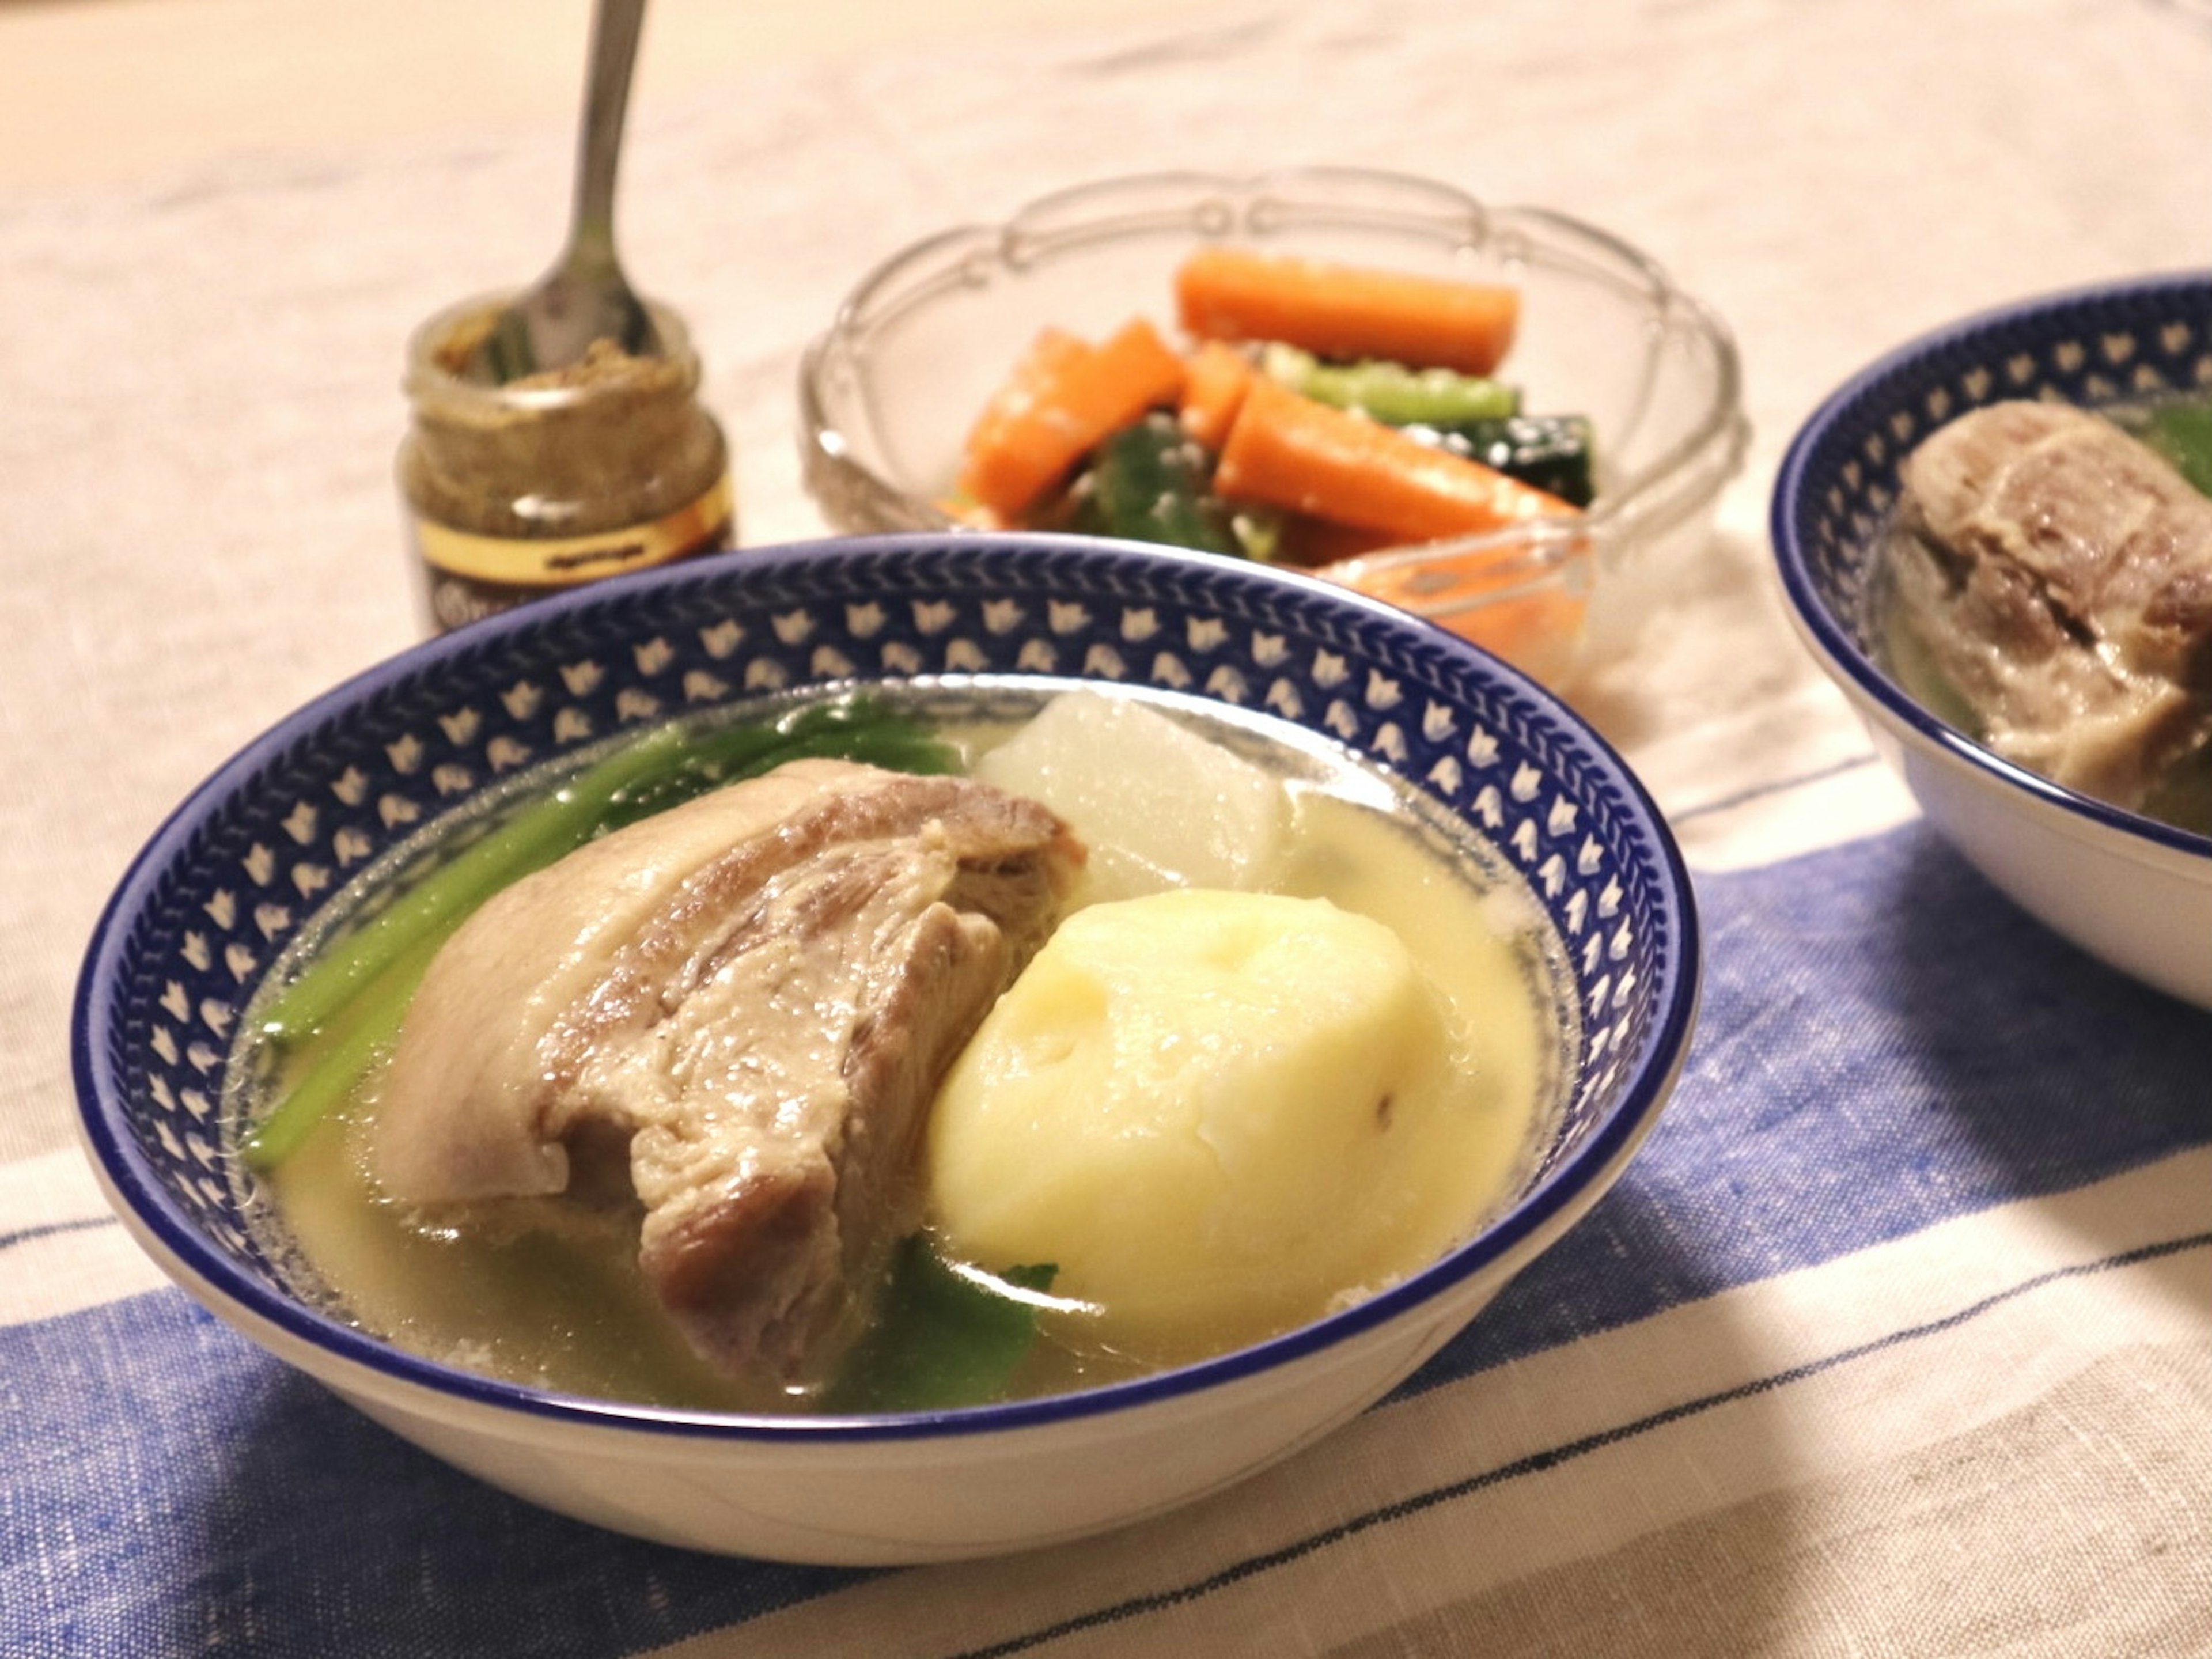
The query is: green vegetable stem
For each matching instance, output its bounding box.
[238,930,446,1171]
[252,722,687,1047]
[1263,342,1521,426]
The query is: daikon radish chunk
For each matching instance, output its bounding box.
[974,691,1286,903]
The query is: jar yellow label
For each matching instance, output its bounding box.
[411,477,734,588]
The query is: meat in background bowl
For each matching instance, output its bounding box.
[799,168,1748,691]
[73,532,1698,1564]
[1771,271,2212,1010]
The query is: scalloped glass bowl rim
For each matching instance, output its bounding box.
[797,166,1748,589]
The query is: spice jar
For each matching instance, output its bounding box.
[397,293,733,633]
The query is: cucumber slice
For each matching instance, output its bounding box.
[1403,414,1597,507]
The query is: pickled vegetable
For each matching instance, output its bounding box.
[1067,412,1241,557]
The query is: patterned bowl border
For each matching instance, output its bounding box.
[74,532,1698,1437]
[1771,270,2212,851]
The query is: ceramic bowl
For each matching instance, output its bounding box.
[73,532,1699,1565]
[798,166,1748,690]
[1771,271,2212,1010]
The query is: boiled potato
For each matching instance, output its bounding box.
[974,691,1286,903]
[926,888,1482,1358]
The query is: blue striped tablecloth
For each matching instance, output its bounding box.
[6,0,2211,1651]
[12,814,2211,1656]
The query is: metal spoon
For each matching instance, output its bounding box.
[478,0,659,382]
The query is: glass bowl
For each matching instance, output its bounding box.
[798,167,1748,688]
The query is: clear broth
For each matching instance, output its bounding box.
[233,681,1571,1413]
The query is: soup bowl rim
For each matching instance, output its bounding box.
[1769,267,2212,864]
[74,530,1699,1446]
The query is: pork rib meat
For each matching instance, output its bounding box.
[1889,399,2212,806]
[372,756,1082,1385]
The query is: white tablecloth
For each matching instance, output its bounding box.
[6,0,2212,1651]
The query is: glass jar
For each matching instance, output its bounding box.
[397,293,734,633]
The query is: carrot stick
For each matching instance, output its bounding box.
[1271,514,1400,569]
[1176,247,1520,378]
[1321,543,1590,679]
[1178,340,1257,449]
[955,327,1086,518]
[934,495,1007,530]
[1315,511,1594,679]
[1214,378,1579,545]
[957,318,1187,518]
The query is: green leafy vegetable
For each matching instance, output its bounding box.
[591,695,959,834]
[824,1238,1058,1414]
[1067,411,1243,557]
[2137,400,2212,501]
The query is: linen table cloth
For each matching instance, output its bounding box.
[6,0,2212,1652]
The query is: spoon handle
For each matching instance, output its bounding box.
[571,0,649,268]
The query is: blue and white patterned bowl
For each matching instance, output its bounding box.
[1773,272,2212,1009]
[73,532,1698,1564]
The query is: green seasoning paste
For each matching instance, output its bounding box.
[397,295,733,633]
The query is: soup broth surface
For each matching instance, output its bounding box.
[235,681,1570,1412]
